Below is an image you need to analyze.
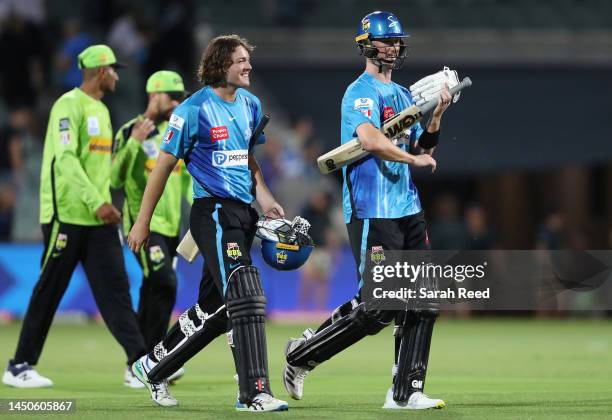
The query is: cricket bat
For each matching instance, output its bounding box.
[176,114,271,263]
[317,77,472,174]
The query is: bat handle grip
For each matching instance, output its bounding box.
[419,77,472,115]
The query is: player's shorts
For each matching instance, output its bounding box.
[346,211,430,295]
[189,197,258,311]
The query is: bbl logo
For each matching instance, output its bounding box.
[362,17,370,32]
[149,245,165,263]
[226,242,242,260]
[276,250,288,265]
[55,233,68,251]
[370,246,385,265]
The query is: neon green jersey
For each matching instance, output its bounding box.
[111,115,192,238]
[40,88,114,226]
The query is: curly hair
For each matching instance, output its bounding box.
[197,35,254,87]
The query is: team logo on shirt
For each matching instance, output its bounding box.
[169,114,185,130]
[212,150,248,167]
[149,245,165,264]
[211,126,229,142]
[276,250,288,265]
[354,97,374,119]
[383,106,395,120]
[60,132,71,145]
[226,242,242,260]
[163,129,174,144]
[370,246,386,265]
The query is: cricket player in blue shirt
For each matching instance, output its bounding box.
[283,11,452,410]
[127,35,288,412]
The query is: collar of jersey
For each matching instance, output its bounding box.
[361,71,394,88]
[208,86,241,107]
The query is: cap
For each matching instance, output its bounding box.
[77,44,126,69]
[146,71,186,94]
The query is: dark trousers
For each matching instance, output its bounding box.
[133,232,178,350]
[13,220,147,365]
[190,197,258,309]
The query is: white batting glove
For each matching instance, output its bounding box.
[410,66,461,107]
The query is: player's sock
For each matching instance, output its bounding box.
[226,266,272,404]
[146,303,227,382]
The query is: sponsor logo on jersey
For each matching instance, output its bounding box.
[87,116,100,136]
[59,118,70,131]
[383,106,395,120]
[163,129,174,144]
[88,138,112,153]
[370,245,386,265]
[169,114,185,130]
[212,150,248,167]
[354,97,374,119]
[226,242,242,260]
[211,126,229,142]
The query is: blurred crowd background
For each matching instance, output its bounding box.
[0,0,611,316]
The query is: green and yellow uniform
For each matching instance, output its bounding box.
[40,87,114,225]
[12,44,147,372]
[111,116,192,236]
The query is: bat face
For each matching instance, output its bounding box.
[317,76,472,175]
[383,105,421,138]
[318,140,365,173]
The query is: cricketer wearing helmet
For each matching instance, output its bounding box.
[110,71,191,381]
[282,11,452,410]
[127,35,289,412]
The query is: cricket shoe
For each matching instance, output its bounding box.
[382,387,445,409]
[131,355,178,407]
[236,393,288,412]
[167,367,185,384]
[2,361,53,388]
[282,328,314,400]
[233,374,247,410]
[124,366,145,388]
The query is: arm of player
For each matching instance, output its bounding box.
[110,119,155,188]
[415,85,452,156]
[128,149,178,252]
[356,123,437,172]
[248,154,284,219]
[181,161,193,205]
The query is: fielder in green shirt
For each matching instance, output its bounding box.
[111,71,191,372]
[4,45,148,390]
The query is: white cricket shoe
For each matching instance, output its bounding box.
[124,366,145,388]
[167,367,185,384]
[237,393,288,412]
[383,387,445,409]
[2,361,53,388]
[282,329,313,400]
[131,355,178,407]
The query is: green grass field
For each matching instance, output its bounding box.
[1,318,611,419]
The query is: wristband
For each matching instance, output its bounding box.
[417,129,440,149]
